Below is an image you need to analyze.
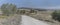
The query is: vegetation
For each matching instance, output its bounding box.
[30,9,35,13]
[1,3,17,16]
[52,10,60,22]
[16,10,26,14]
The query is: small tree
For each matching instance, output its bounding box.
[20,10,25,14]
[30,9,35,13]
[1,3,17,16]
[29,9,37,14]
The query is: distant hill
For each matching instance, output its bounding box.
[18,7,48,11]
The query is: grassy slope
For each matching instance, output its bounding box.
[25,10,60,25]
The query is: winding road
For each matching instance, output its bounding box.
[21,15,50,25]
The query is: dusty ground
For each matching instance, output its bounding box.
[0,14,21,25]
[0,14,59,25]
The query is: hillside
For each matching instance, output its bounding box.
[17,7,60,25]
[17,7,54,21]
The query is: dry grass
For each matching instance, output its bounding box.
[25,10,60,25]
[0,14,17,19]
[0,15,8,19]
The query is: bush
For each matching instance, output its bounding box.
[52,10,60,22]
[30,9,37,13]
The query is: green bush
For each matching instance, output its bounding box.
[20,10,25,14]
[52,10,60,22]
[1,3,17,16]
[30,9,37,13]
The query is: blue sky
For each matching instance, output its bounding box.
[0,0,60,9]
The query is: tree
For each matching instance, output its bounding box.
[1,3,8,15]
[1,3,17,16]
[10,4,17,14]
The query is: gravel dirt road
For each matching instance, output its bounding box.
[21,15,50,25]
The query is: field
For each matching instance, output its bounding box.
[25,10,60,25]
[0,9,60,25]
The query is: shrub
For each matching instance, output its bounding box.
[52,10,60,22]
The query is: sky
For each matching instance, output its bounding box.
[0,0,60,9]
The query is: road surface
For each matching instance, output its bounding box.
[21,15,49,25]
